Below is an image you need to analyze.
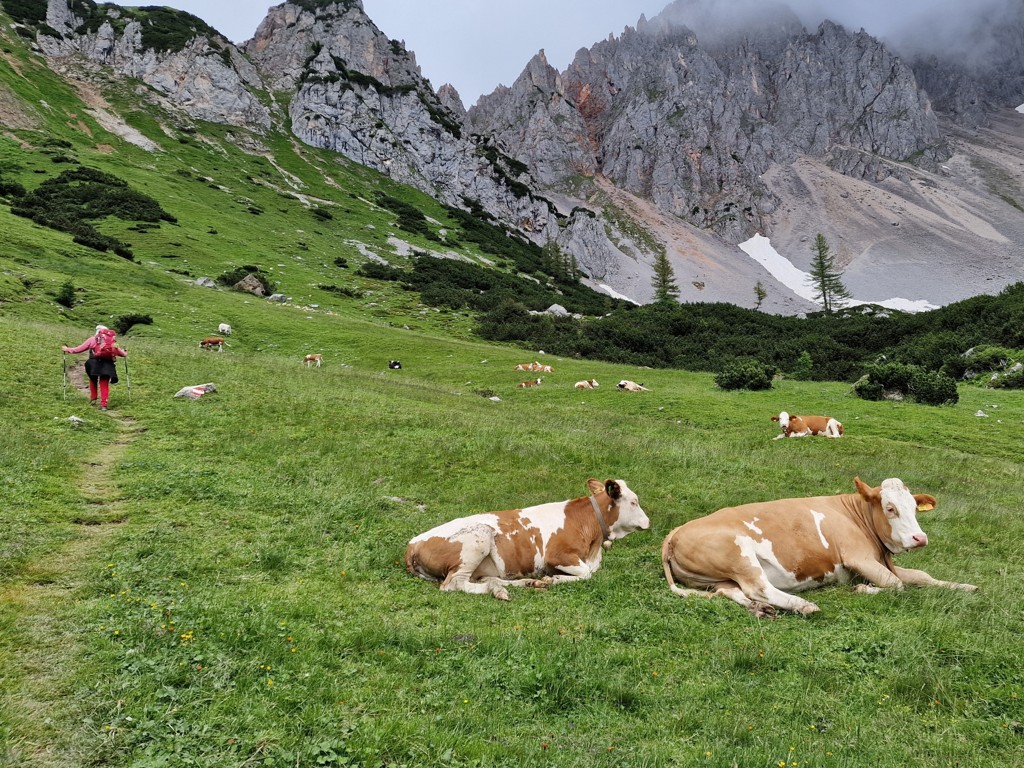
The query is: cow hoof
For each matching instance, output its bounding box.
[493,589,511,601]
[525,579,549,590]
[958,583,978,592]
[798,603,820,616]
[750,603,777,619]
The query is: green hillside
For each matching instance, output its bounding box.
[1,15,1023,768]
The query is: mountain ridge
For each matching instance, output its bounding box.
[3,0,1023,312]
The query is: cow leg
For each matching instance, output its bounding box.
[890,566,977,592]
[734,577,820,616]
[437,525,512,601]
[542,562,595,586]
[848,560,905,590]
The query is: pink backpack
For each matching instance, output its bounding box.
[93,328,118,359]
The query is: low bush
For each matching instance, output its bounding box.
[113,314,153,335]
[54,280,76,308]
[714,359,775,390]
[910,369,960,405]
[854,361,958,405]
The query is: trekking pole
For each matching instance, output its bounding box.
[62,351,67,401]
[124,353,132,400]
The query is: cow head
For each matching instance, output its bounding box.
[587,478,650,539]
[772,411,790,429]
[854,477,934,553]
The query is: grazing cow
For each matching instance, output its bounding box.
[617,380,649,392]
[517,378,542,388]
[304,353,322,368]
[406,478,650,600]
[539,364,554,373]
[218,323,232,336]
[661,477,977,617]
[772,411,843,439]
[199,337,225,351]
[389,360,402,369]
[575,379,600,390]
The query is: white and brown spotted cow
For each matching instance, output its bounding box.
[662,477,976,617]
[772,411,843,439]
[575,379,599,390]
[406,478,649,600]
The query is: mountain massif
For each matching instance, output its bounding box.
[4,0,1024,312]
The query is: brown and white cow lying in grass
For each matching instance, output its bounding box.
[406,478,650,600]
[199,337,225,351]
[517,378,542,388]
[662,477,976,617]
[303,353,322,368]
[617,380,649,392]
[575,379,599,390]
[771,411,843,438]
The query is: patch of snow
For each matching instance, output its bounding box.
[598,283,640,304]
[739,234,938,313]
[1016,103,1024,114]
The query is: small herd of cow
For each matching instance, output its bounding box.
[406,475,976,616]
[191,333,971,616]
[406,405,973,616]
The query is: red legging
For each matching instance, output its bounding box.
[88,376,111,406]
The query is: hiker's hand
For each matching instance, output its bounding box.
[61,346,70,353]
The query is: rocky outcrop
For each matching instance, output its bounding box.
[470,4,949,242]
[37,0,270,129]
[244,1,557,239]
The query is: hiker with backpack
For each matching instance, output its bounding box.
[62,325,127,410]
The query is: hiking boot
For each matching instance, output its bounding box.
[100,406,108,411]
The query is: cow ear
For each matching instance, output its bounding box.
[587,478,604,496]
[605,480,622,500]
[770,416,780,422]
[853,476,878,500]
[914,494,937,512]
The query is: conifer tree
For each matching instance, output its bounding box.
[652,249,679,304]
[807,233,851,314]
[754,280,767,310]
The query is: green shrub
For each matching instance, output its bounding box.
[990,366,1024,389]
[714,359,775,390]
[54,280,76,308]
[909,370,959,405]
[355,261,405,281]
[791,351,813,380]
[854,362,958,405]
[112,314,153,335]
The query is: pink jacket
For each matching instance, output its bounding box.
[64,336,127,357]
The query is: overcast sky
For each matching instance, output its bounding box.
[158,0,1009,106]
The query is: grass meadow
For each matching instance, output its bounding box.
[1,304,1022,768]
[0,26,1022,765]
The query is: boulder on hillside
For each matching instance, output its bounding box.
[194,277,216,288]
[233,274,265,296]
[268,293,288,303]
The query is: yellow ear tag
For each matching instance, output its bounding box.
[917,503,934,512]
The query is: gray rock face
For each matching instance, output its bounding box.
[245,2,556,237]
[469,6,948,241]
[39,0,270,129]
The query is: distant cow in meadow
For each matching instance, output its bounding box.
[218,323,232,336]
[661,477,976,617]
[517,378,542,388]
[389,360,402,369]
[304,353,322,368]
[406,478,650,600]
[617,380,649,392]
[199,337,225,351]
[772,411,843,439]
[575,379,599,390]
[515,361,543,372]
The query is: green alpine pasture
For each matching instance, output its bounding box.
[1,17,1022,767]
[2,308,1023,767]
